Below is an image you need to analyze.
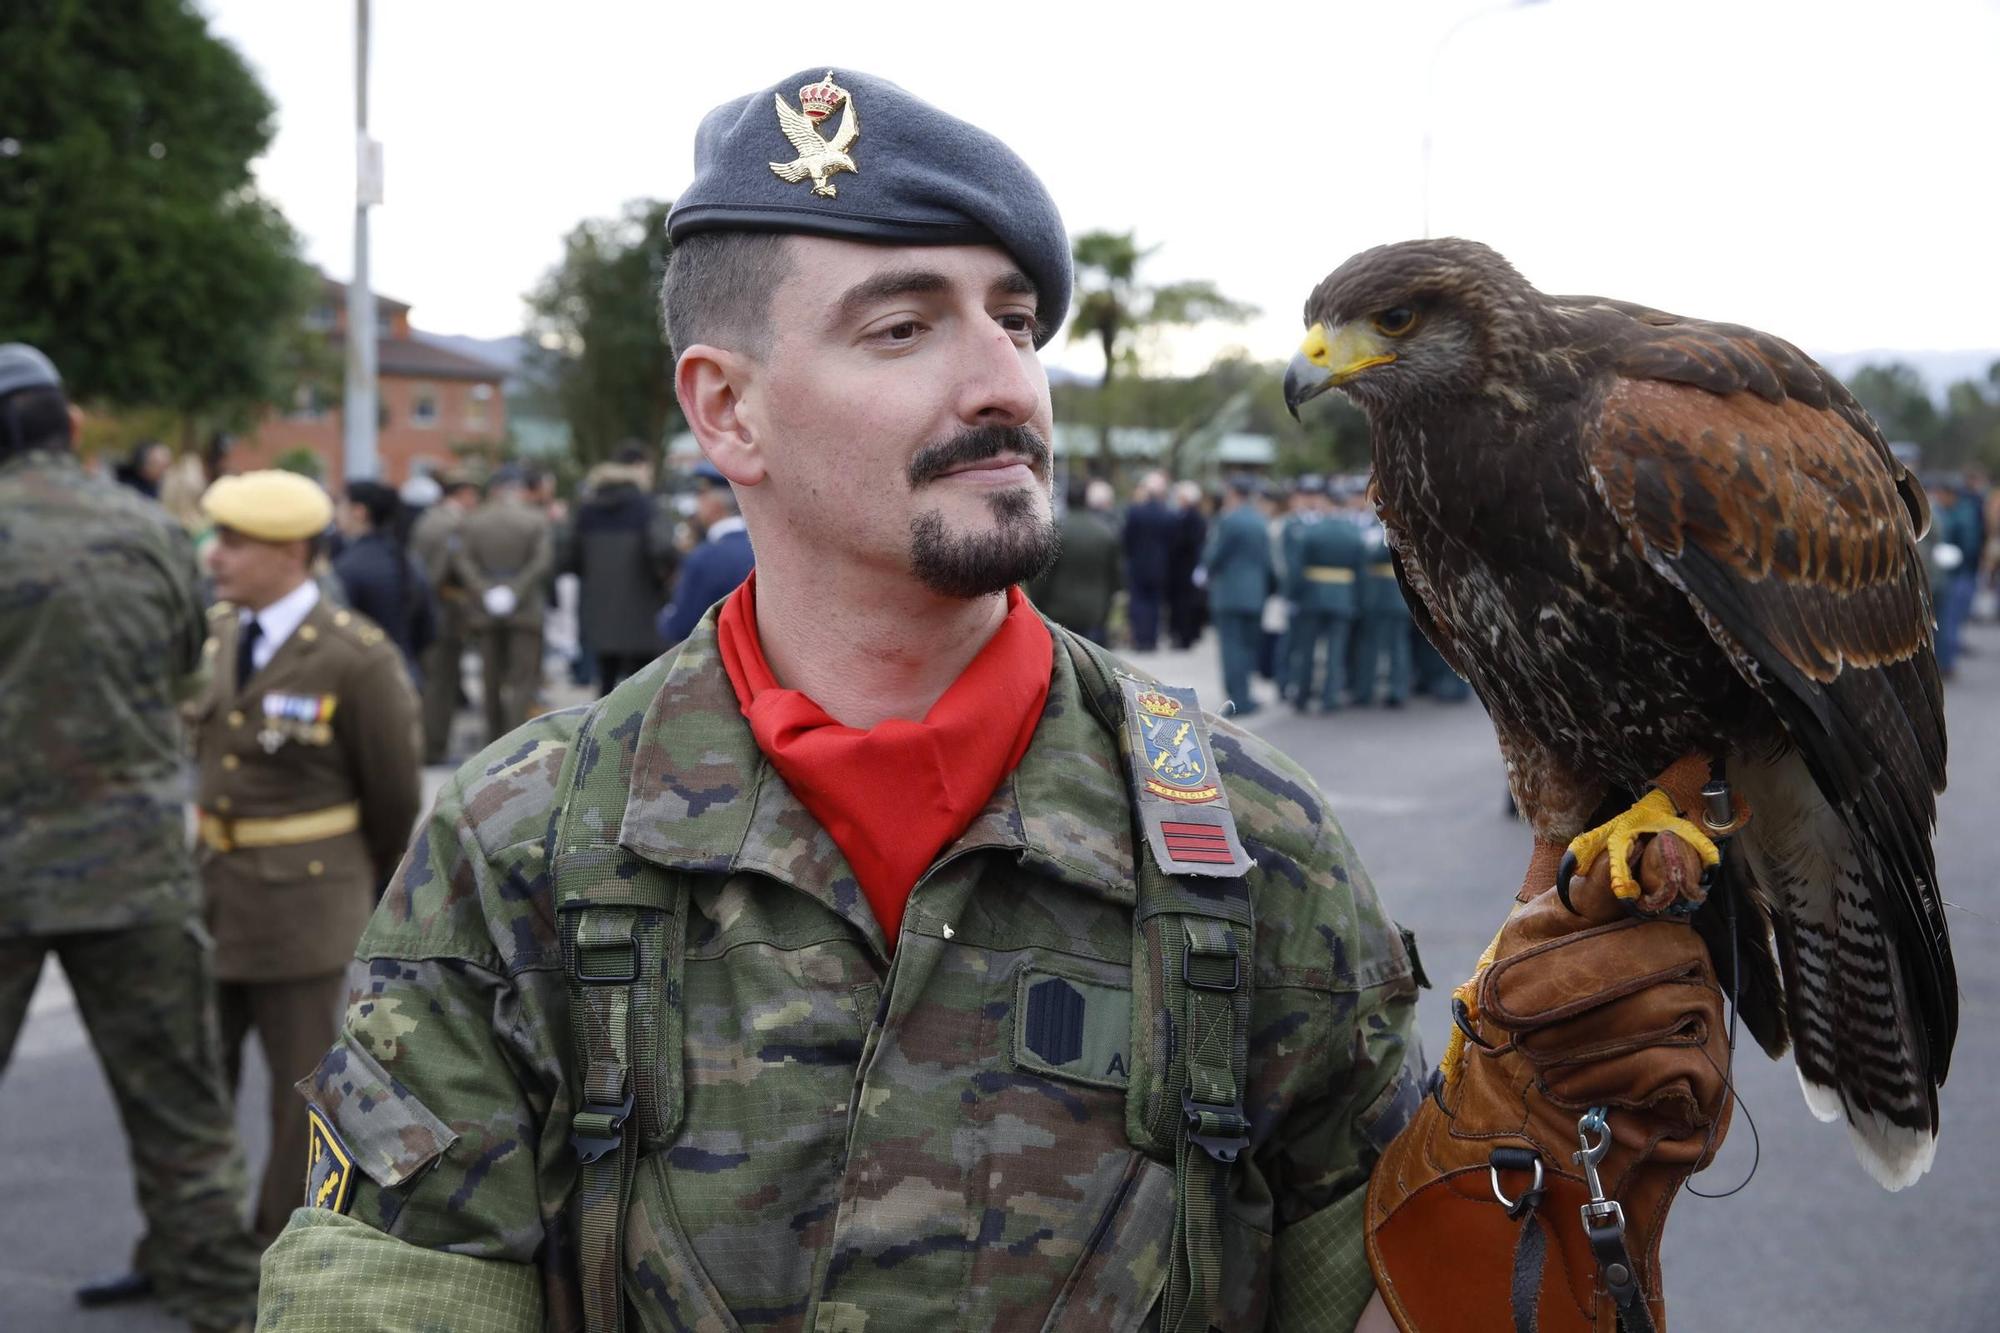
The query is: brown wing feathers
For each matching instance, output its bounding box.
[1587,332,1955,1109]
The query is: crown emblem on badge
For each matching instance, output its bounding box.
[1137,691,1183,718]
[797,73,846,122]
[770,70,861,198]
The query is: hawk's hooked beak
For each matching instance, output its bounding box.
[1283,321,1396,420]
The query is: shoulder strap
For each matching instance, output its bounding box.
[549,677,692,1333]
[1063,631,1255,1333]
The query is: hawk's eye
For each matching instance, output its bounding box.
[1373,307,1419,337]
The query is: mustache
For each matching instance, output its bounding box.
[906,425,1051,489]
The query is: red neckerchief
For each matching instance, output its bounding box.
[716,574,1053,951]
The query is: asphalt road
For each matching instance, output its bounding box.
[3,626,1995,1330]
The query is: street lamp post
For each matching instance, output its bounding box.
[1420,0,1548,239]
[342,0,380,483]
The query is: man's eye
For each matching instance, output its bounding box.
[999,313,1035,335]
[885,321,919,341]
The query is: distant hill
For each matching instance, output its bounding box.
[1812,348,1999,398]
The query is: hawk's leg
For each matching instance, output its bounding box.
[1559,753,1742,912]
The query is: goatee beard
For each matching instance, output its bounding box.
[908,485,1061,600]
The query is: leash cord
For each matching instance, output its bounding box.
[1684,872,1760,1199]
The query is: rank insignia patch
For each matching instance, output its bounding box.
[305,1104,356,1214]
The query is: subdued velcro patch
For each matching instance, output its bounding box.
[305,1104,356,1214]
[1014,967,1133,1089]
[298,1032,456,1189]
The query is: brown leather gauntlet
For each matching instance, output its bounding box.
[1364,842,1732,1332]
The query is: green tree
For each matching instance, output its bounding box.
[1844,363,1941,448]
[524,197,680,467]
[0,0,312,437]
[1068,230,1256,468]
[1931,364,2000,474]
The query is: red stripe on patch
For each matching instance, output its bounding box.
[1162,820,1235,864]
[1165,847,1238,864]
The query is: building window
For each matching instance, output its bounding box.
[412,385,439,428]
[466,382,492,430]
[288,383,327,420]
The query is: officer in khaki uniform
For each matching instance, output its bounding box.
[191,470,422,1244]
[451,466,553,744]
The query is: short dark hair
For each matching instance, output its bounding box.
[660,231,794,360]
[346,480,400,532]
[0,386,72,456]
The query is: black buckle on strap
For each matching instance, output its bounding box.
[1182,1092,1251,1164]
[570,1089,635,1165]
[1183,942,1241,992]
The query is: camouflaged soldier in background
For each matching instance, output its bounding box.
[0,343,262,1333]
[258,616,1423,1331]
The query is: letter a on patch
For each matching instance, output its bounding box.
[305,1104,357,1214]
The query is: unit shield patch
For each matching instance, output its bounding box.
[305,1103,357,1214]
[1115,677,1254,878]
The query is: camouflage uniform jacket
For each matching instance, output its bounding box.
[260,615,1423,1332]
[0,450,207,937]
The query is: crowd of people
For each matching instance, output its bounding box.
[1030,466,1473,719]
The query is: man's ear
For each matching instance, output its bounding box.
[675,345,764,486]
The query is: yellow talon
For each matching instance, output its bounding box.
[1564,789,1721,902]
[1439,921,1508,1090]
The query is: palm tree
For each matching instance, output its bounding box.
[1069,230,1257,470]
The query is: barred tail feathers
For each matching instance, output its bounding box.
[1732,750,1938,1190]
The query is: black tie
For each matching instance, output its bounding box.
[236,617,262,692]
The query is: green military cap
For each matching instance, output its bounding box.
[202,469,334,542]
[669,68,1072,346]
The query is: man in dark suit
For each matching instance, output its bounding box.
[1119,470,1176,650]
[658,470,755,645]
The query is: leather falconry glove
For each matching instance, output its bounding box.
[1365,825,1734,1333]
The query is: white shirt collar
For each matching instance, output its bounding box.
[705,515,746,541]
[242,579,321,672]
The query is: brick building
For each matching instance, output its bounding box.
[233,273,508,488]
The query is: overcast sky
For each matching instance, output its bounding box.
[200,0,2000,377]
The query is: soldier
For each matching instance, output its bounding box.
[1201,473,1274,716]
[452,466,554,742]
[1026,475,1122,644]
[408,472,481,763]
[1288,476,1365,712]
[259,71,1732,1333]
[1354,507,1414,708]
[0,344,261,1333]
[192,470,422,1245]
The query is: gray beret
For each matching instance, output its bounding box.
[668,68,1071,346]
[0,343,61,400]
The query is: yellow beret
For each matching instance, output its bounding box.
[201,470,334,542]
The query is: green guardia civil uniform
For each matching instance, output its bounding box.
[257,612,1423,1332]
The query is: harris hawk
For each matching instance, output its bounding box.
[1283,238,1953,1189]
